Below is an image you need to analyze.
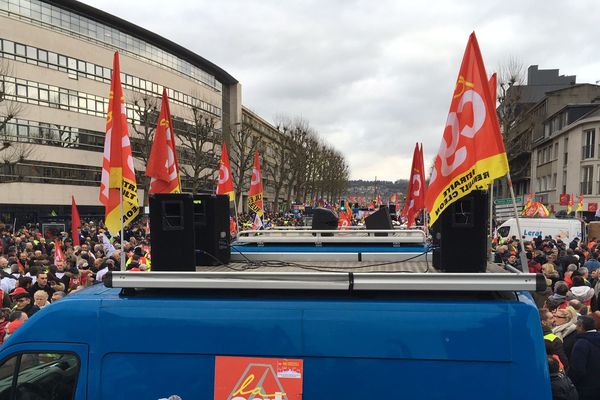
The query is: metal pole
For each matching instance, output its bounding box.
[506,172,528,273]
[489,183,494,261]
[120,183,125,271]
[233,193,240,237]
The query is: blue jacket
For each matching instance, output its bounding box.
[568,331,600,399]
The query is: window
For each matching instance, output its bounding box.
[583,129,595,159]
[582,166,594,195]
[554,143,559,159]
[564,138,569,165]
[0,352,79,400]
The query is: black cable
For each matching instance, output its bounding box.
[229,245,434,273]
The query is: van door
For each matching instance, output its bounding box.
[0,342,88,400]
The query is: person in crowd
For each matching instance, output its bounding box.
[569,299,588,316]
[552,306,579,361]
[527,251,542,273]
[543,263,561,290]
[505,253,521,270]
[559,250,579,278]
[548,355,578,400]
[583,251,600,273]
[0,264,20,294]
[568,316,600,399]
[540,308,570,371]
[564,264,579,288]
[33,290,49,309]
[51,291,65,302]
[95,259,114,283]
[546,281,570,311]
[28,271,55,300]
[0,308,11,345]
[11,289,39,318]
[568,276,595,307]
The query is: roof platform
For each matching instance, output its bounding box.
[105,259,548,293]
[232,228,429,262]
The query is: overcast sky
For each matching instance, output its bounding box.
[82,0,600,181]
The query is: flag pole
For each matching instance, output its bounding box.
[506,172,527,272]
[233,193,240,237]
[119,183,125,271]
[488,183,494,261]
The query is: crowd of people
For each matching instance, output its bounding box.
[494,234,600,399]
[0,220,150,343]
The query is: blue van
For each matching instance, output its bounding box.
[0,271,551,399]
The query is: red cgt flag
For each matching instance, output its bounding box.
[99,52,140,234]
[247,150,264,217]
[216,142,235,201]
[402,143,426,227]
[71,195,81,246]
[146,88,180,194]
[54,239,65,263]
[425,33,509,226]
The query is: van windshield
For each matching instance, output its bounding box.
[497,226,510,238]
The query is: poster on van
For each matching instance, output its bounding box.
[214,356,303,400]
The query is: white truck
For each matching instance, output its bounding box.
[496,217,585,243]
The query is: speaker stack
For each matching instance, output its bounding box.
[149,193,231,271]
[193,194,231,266]
[149,193,196,272]
[431,190,488,272]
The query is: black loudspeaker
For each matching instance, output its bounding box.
[365,206,393,229]
[149,193,196,271]
[311,208,338,230]
[431,190,488,272]
[193,194,231,266]
[388,204,397,215]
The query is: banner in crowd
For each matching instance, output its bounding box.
[216,142,235,201]
[71,196,80,246]
[248,150,264,217]
[146,88,180,194]
[99,51,139,235]
[425,32,509,226]
[402,143,426,227]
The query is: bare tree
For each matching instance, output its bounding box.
[229,120,261,209]
[496,58,529,185]
[262,115,297,211]
[175,103,221,195]
[128,92,159,204]
[1,60,29,180]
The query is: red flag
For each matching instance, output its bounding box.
[16,259,25,274]
[216,143,235,201]
[54,239,65,263]
[146,88,180,194]
[568,194,574,214]
[229,216,237,237]
[248,150,264,217]
[425,33,509,226]
[402,143,426,227]
[99,52,140,234]
[71,195,81,246]
[488,72,497,104]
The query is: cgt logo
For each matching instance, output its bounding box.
[215,357,303,400]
